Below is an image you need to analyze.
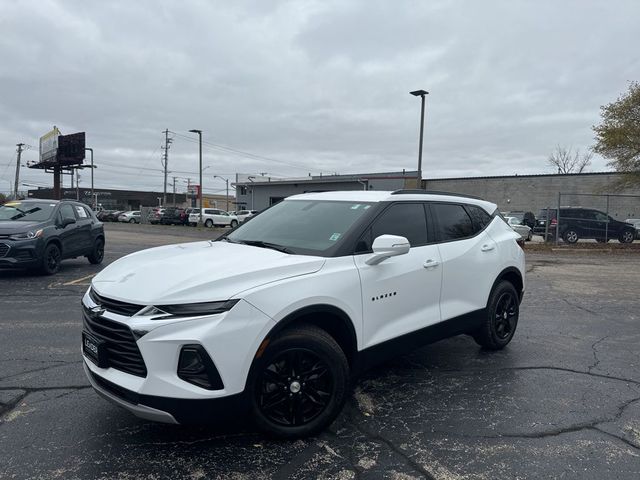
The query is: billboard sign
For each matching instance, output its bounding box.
[57,132,85,166]
[39,126,61,166]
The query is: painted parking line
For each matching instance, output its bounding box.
[62,274,97,286]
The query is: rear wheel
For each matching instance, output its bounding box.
[619,230,635,244]
[40,243,61,275]
[473,281,519,350]
[204,219,213,228]
[563,229,579,244]
[230,220,238,228]
[129,218,135,223]
[249,326,349,438]
[87,238,104,264]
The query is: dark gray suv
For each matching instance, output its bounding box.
[534,207,636,244]
[0,199,105,274]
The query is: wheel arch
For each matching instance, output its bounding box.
[491,267,524,303]
[45,237,63,255]
[259,304,358,368]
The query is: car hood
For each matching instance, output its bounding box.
[0,221,45,235]
[91,241,325,305]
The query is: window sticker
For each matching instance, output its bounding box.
[329,233,342,241]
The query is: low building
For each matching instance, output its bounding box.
[234,171,420,211]
[27,187,233,211]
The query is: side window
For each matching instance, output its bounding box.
[369,203,428,248]
[592,211,608,222]
[433,204,474,241]
[75,205,89,219]
[60,204,76,221]
[465,205,492,233]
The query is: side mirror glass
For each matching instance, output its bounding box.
[365,234,410,265]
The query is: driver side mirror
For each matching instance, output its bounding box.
[365,234,410,265]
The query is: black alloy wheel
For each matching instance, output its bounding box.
[250,326,349,438]
[87,238,105,264]
[40,243,61,275]
[473,281,519,350]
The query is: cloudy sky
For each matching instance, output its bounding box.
[1,0,638,196]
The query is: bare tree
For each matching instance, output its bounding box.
[547,145,593,174]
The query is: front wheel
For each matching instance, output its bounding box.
[87,238,104,264]
[40,243,62,275]
[129,218,135,223]
[619,230,635,244]
[473,281,519,350]
[249,326,349,439]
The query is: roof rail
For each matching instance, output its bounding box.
[391,189,483,200]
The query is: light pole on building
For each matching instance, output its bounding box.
[214,175,230,212]
[188,129,203,226]
[410,89,428,188]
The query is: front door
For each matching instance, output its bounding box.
[57,204,81,258]
[354,203,442,349]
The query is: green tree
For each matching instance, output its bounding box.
[593,82,640,185]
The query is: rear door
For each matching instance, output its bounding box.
[431,203,499,321]
[355,202,442,348]
[73,204,93,252]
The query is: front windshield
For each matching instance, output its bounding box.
[226,199,374,254]
[0,201,57,222]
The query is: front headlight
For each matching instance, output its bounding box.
[9,229,43,240]
[137,299,239,320]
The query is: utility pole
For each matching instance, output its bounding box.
[14,143,24,200]
[172,176,177,206]
[162,129,172,206]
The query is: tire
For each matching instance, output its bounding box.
[563,229,579,244]
[204,219,213,228]
[249,325,349,439]
[473,281,519,350]
[526,231,532,241]
[230,220,238,228]
[619,230,635,244]
[129,218,135,223]
[40,243,62,275]
[87,238,105,265]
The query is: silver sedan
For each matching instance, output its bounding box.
[505,216,532,241]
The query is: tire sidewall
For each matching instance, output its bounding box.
[88,238,104,264]
[248,329,349,438]
[484,281,519,348]
[41,243,61,275]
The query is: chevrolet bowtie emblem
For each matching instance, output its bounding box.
[90,305,106,316]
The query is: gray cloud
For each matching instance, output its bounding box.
[1,0,638,196]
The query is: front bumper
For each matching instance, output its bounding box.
[0,238,42,269]
[82,292,275,421]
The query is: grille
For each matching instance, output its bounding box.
[83,308,147,377]
[89,288,143,316]
[0,243,9,258]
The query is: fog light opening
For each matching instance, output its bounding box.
[177,345,224,390]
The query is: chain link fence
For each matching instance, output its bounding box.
[536,193,640,245]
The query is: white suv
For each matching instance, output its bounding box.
[188,208,239,228]
[82,190,525,438]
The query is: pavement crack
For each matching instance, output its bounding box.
[345,404,437,480]
[588,335,609,373]
[562,297,598,315]
[0,360,82,382]
[593,427,640,452]
[0,385,91,422]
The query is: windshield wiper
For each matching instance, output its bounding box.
[236,240,294,254]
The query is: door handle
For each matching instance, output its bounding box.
[423,259,440,269]
[481,244,495,252]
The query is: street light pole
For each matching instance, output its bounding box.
[85,148,94,208]
[214,175,230,211]
[410,89,428,188]
[189,129,203,226]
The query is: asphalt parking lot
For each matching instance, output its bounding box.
[1,223,639,479]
